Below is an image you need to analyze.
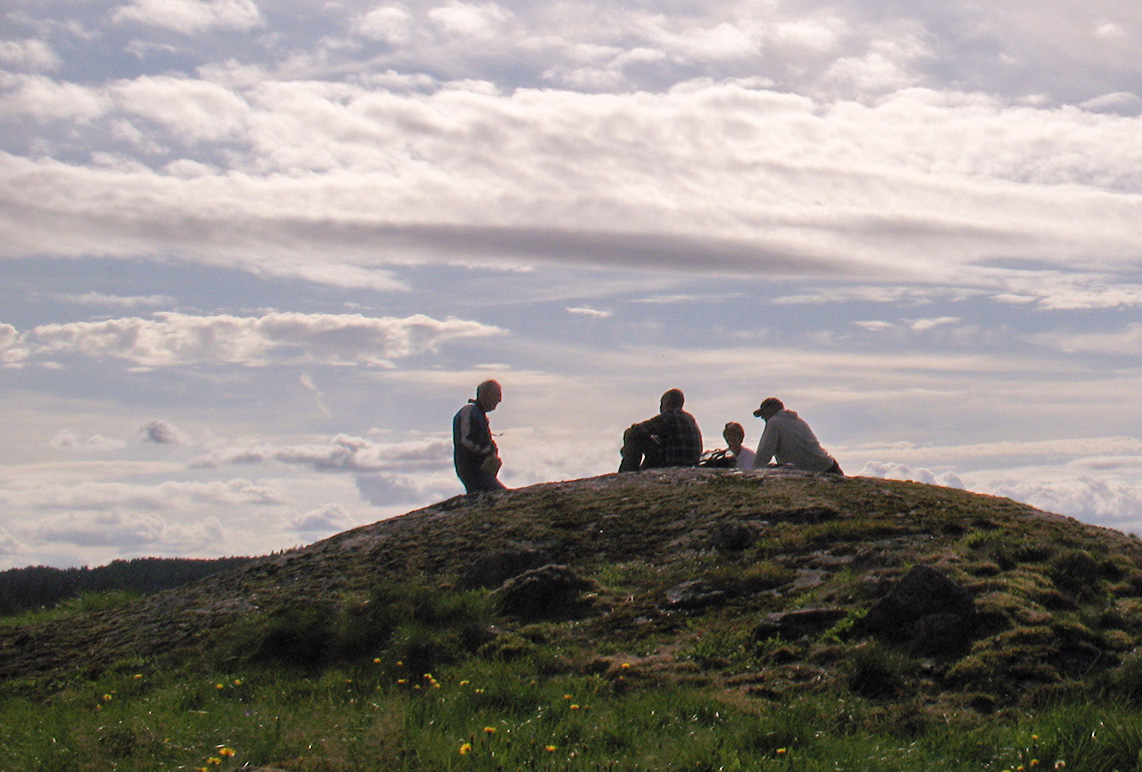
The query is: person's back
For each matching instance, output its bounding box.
[647,408,703,467]
[619,388,703,471]
[752,398,842,475]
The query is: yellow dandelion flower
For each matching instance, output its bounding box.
[133,673,144,679]
[207,757,222,766]
[397,678,408,685]
[215,683,224,690]
[563,694,573,700]
[475,688,486,694]
[545,745,557,753]
[373,658,382,664]
[233,679,242,686]
[570,704,580,710]
[776,748,787,756]
[102,694,113,701]
[460,680,470,686]
[483,726,497,734]
[459,742,472,755]
[621,662,631,669]
[219,747,236,758]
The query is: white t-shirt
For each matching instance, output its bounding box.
[734,446,756,469]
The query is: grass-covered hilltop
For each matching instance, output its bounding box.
[5,469,1142,771]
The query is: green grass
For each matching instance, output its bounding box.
[0,590,141,628]
[5,653,1142,771]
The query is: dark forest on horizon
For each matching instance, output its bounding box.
[0,556,254,617]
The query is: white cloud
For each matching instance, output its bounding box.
[0,524,24,557]
[0,324,19,352]
[853,320,894,331]
[428,1,511,41]
[1033,323,1142,356]
[859,460,965,489]
[0,39,61,72]
[15,312,504,368]
[1093,20,1129,40]
[566,306,612,319]
[3,76,1142,285]
[32,510,226,548]
[988,475,1142,529]
[908,316,961,332]
[110,75,252,143]
[354,471,439,505]
[299,373,332,418]
[357,6,414,45]
[291,503,357,534]
[49,429,129,452]
[2,479,287,512]
[56,291,176,309]
[113,0,263,33]
[1080,92,1142,115]
[1007,274,1142,311]
[0,75,110,122]
[189,434,452,473]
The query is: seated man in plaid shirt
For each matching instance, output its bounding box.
[618,388,704,472]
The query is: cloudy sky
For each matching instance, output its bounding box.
[2,0,1141,569]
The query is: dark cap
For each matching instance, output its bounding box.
[752,397,783,417]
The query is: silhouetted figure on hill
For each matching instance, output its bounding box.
[619,388,703,472]
[453,379,506,493]
[751,397,842,475]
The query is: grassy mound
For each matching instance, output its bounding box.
[4,469,1142,770]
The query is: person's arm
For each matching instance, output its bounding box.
[628,414,663,442]
[752,420,779,468]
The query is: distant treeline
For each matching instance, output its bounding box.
[0,557,254,617]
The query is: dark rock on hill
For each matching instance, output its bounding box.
[4,468,1142,715]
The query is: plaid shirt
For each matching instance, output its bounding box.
[638,409,703,467]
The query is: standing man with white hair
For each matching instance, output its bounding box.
[453,379,507,493]
[752,397,843,475]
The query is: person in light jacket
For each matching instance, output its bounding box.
[752,397,842,475]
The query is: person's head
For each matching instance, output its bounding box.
[723,421,745,451]
[659,388,685,412]
[752,397,783,421]
[475,379,502,411]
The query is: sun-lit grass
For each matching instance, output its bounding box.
[5,652,1142,771]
